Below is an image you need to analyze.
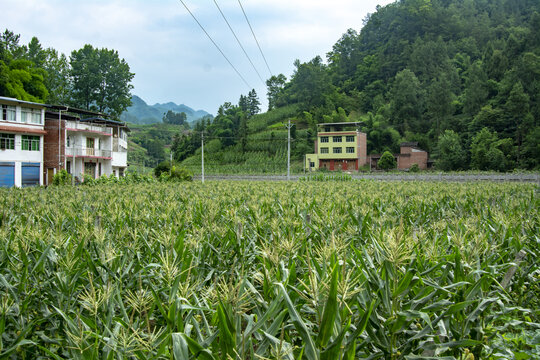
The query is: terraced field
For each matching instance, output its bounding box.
[0,181,538,359]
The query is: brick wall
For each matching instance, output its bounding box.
[397,147,428,169]
[43,118,65,181]
[357,131,367,166]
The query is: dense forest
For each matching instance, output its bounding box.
[175,0,540,172]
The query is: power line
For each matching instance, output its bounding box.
[213,0,265,86]
[237,0,273,78]
[178,0,252,90]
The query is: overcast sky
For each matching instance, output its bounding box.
[2,0,394,115]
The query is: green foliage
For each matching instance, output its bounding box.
[0,181,537,358]
[378,150,397,170]
[470,128,514,171]
[437,130,467,171]
[158,165,192,182]
[154,160,172,177]
[162,110,187,125]
[70,44,134,117]
[51,169,72,185]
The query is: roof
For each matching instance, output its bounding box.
[0,96,47,108]
[46,104,107,117]
[317,122,362,126]
[0,125,47,135]
[400,142,419,147]
[81,117,130,131]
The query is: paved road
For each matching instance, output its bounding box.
[194,173,540,183]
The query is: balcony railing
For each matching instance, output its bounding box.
[113,138,128,152]
[65,121,113,135]
[65,147,112,158]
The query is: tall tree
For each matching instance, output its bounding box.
[389,69,423,133]
[70,44,134,117]
[266,74,286,110]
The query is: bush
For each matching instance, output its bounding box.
[154,161,171,177]
[409,163,420,172]
[159,166,193,182]
[52,169,72,185]
[378,151,396,170]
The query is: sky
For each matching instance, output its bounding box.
[2,0,395,115]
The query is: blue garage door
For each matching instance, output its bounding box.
[22,163,40,187]
[0,162,15,187]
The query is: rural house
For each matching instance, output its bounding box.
[44,106,129,184]
[0,96,47,187]
[305,122,368,171]
[368,142,430,170]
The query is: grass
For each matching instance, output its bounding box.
[0,181,538,359]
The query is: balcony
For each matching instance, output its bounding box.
[65,121,113,136]
[65,147,112,159]
[113,137,128,152]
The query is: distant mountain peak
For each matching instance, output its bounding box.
[120,95,211,125]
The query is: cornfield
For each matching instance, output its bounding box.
[0,181,538,359]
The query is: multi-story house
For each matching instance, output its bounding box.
[0,96,46,187]
[305,122,367,171]
[44,107,129,184]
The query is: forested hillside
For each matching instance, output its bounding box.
[176,0,540,173]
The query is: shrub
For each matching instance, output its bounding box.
[378,151,396,170]
[52,169,72,185]
[409,163,420,172]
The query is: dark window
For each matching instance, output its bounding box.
[333,147,342,154]
[320,136,329,143]
[0,134,15,150]
[22,135,40,151]
[346,136,355,142]
[333,136,342,142]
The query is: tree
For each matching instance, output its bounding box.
[70,44,134,117]
[266,74,286,110]
[389,69,423,134]
[437,130,467,171]
[246,89,260,117]
[378,150,396,170]
[163,110,186,125]
[470,127,513,171]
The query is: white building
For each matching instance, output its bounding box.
[44,109,129,184]
[0,96,46,187]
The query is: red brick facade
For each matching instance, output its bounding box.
[43,118,66,184]
[397,144,428,170]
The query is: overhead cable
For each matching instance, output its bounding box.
[237,0,273,78]
[213,0,266,86]
[178,0,252,89]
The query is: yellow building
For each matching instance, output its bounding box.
[305,122,367,172]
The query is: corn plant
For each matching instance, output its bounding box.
[0,181,538,359]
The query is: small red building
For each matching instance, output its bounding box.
[369,142,429,170]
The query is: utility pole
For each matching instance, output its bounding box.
[201,131,205,183]
[285,118,293,180]
[170,150,173,176]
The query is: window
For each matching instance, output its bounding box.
[67,136,71,147]
[30,109,42,124]
[333,147,342,154]
[346,147,355,153]
[309,162,315,168]
[21,108,31,123]
[2,105,16,121]
[66,161,71,174]
[320,136,329,143]
[22,135,40,151]
[320,147,329,154]
[0,134,15,150]
[346,135,355,142]
[333,136,342,142]
[324,126,330,132]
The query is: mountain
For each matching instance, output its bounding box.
[120,95,211,124]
